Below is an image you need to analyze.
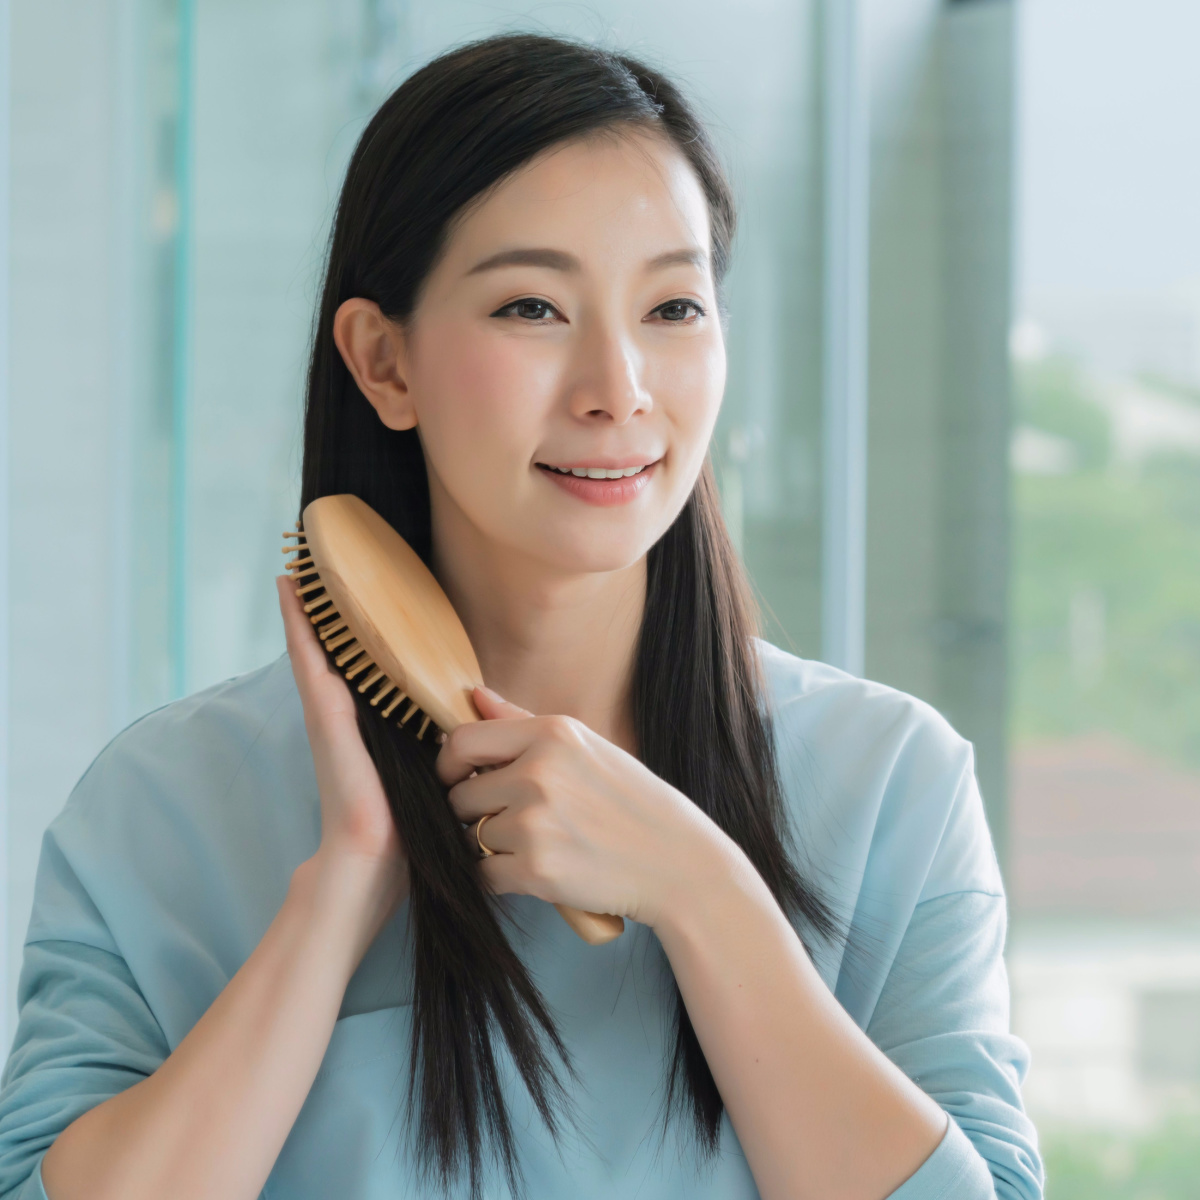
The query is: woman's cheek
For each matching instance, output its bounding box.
[444,335,560,442]
[654,340,725,457]
[417,340,564,536]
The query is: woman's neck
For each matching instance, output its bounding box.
[430,514,645,754]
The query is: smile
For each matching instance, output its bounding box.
[535,459,659,507]
[541,464,648,479]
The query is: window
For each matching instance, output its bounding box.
[1007,0,1200,1189]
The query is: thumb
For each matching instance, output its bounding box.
[473,684,533,720]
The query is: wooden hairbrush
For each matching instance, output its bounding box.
[284,493,625,947]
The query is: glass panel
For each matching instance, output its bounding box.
[1008,0,1200,1187]
[182,0,394,696]
[131,0,186,714]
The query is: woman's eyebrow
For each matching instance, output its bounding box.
[465,246,709,276]
[467,248,579,275]
[645,248,708,272]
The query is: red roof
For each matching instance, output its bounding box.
[1009,735,1200,917]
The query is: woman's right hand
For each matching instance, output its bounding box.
[276,575,408,945]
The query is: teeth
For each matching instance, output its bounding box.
[550,464,647,479]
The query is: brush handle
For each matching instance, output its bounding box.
[554,904,625,945]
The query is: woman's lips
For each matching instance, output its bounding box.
[536,461,658,506]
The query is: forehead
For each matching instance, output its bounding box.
[439,128,712,269]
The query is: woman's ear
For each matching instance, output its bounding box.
[332,298,418,430]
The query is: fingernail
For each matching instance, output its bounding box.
[476,684,505,702]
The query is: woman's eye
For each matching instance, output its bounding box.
[494,298,559,322]
[654,299,705,323]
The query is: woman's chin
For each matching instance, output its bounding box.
[516,524,659,578]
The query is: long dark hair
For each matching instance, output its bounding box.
[300,32,834,1197]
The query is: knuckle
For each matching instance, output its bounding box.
[522,759,556,801]
[514,804,547,842]
[544,714,581,745]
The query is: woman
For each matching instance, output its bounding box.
[0,33,1041,1200]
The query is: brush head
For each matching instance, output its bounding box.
[300,494,483,733]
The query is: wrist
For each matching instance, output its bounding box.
[644,816,754,944]
[290,847,407,972]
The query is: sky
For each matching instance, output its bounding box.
[1017,0,1200,304]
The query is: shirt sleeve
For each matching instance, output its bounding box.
[872,890,1043,1200]
[0,834,170,1198]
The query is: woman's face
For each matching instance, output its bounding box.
[399,128,725,575]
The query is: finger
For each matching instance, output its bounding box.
[446,767,525,824]
[276,575,354,718]
[436,717,544,786]
[278,576,328,681]
[435,687,535,785]
[473,685,534,720]
[464,809,515,858]
[478,850,522,897]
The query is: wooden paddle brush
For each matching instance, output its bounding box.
[284,493,625,947]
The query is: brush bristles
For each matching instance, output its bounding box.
[358,667,386,692]
[284,528,438,741]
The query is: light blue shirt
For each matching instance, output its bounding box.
[0,642,1042,1199]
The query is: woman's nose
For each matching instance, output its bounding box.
[566,324,653,425]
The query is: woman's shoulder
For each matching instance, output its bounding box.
[29,656,317,971]
[756,637,975,783]
[58,654,310,834]
[754,638,1004,919]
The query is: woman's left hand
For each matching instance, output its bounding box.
[436,686,733,930]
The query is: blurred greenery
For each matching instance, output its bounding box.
[1016,356,1112,469]
[1042,1115,1200,1199]
[1011,355,1200,768]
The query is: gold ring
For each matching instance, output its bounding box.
[475,813,496,858]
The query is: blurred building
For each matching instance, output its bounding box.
[1008,738,1200,1126]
